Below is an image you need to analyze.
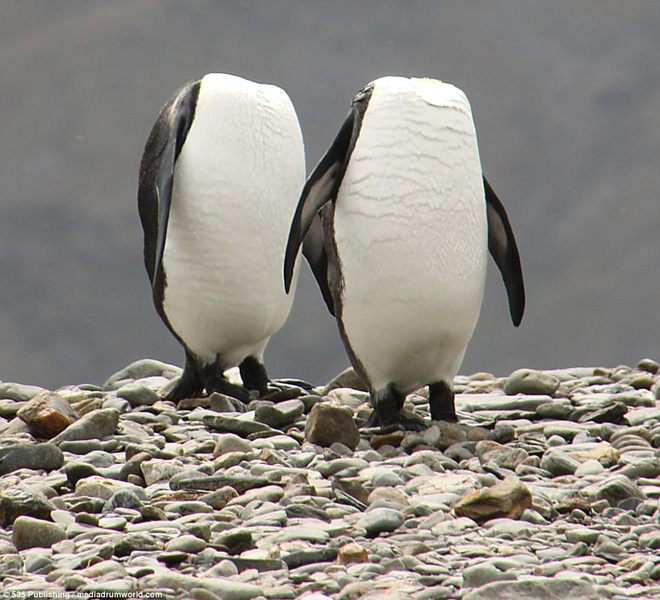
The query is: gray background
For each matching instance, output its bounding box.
[2,1,659,390]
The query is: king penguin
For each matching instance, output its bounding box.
[284,76,525,431]
[138,73,305,401]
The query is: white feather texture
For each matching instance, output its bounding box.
[162,73,304,368]
[334,76,488,392]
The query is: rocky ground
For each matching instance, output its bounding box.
[1,359,660,599]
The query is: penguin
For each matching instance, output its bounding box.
[284,76,524,431]
[138,73,305,402]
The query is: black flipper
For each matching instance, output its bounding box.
[138,79,201,288]
[484,177,526,326]
[283,83,374,294]
[152,135,177,286]
[301,214,335,316]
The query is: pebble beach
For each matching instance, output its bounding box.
[2,358,660,599]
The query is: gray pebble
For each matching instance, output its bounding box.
[357,507,405,537]
[504,369,561,397]
[0,442,64,475]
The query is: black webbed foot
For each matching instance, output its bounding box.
[429,380,458,422]
[362,383,427,433]
[363,409,427,433]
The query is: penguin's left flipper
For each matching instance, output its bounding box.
[484,177,526,326]
[283,85,373,294]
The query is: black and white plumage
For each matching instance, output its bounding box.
[139,73,305,401]
[284,76,524,431]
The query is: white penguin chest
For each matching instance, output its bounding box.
[162,75,304,362]
[334,79,488,390]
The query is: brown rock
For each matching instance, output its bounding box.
[370,431,406,449]
[454,476,532,523]
[337,542,369,565]
[565,441,620,467]
[16,391,78,439]
[12,515,66,550]
[476,440,529,470]
[304,401,360,450]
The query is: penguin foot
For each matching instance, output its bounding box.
[428,380,457,422]
[163,353,205,401]
[239,356,272,397]
[362,409,427,433]
[206,378,252,403]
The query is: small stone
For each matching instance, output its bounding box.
[476,440,529,470]
[337,542,369,565]
[0,442,64,475]
[12,516,66,550]
[171,473,272,494]
[578,401,628,424]
[165,534,208,553]
[203,414,276,437]
[504,369,560,397]
[140,458,187,485]
[50,408,120,444]
[16,390,78,438]
[158,550,189,565]
[356,507,404,537]
[213,433,253,457]
[462,577,602,600]
[103,359,180,390]
[371,469,405,487]
[535,399,573,420]
[304,401,360,450]
[462,562,512,587]
[564,526,600,545]
[539,450,580,476]
[255,399,304,427]
[75,476,146,502]
[64,461,101,487]
[283,548,339,569]
[0,484,56,527]
[370,431,406,449]
[116,383,160,407]
[454,476,532,523]
[565,441,619,467]
[619,458,660,479]
[637,358,660,374]
[103,489,144,512]
[593,534,626,561]
[214,528,253,553]
[204,559,239,578]
[0,382,45,402]
[209,393,245,413]
[199,486,239,509]
[584,474,645,505]
[321,367,368,394]
[574,459,605,476]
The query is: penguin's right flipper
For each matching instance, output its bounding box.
[138,79,201,286]
[301,214,335,316]
[283,84,374,293]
